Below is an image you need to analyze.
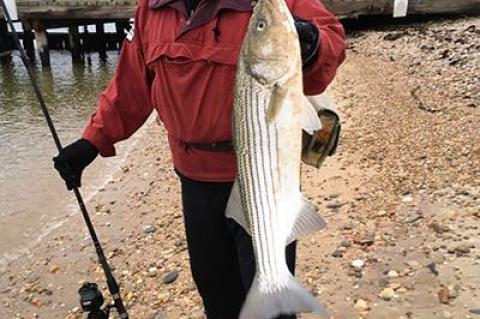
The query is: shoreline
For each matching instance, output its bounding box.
[0,117,156,275]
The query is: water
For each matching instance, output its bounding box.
[0,51,127,270]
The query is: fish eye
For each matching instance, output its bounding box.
[256,20,266,31]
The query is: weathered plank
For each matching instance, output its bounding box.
[12,0,480,20]
[324,0,480,19]
[330,0,480,18]
[16,6,136,20]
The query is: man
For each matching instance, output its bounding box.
[54,0,346,318]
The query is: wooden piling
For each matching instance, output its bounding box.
[83,25,92,64]
[0,18,12,65]
[68,25,83,64]
[115,21,130,49]
[21,22,36,64]
[96,22,107,62]
[33,21,50,67]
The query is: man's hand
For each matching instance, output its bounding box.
[294,18,320,68]
[53,139,98,190]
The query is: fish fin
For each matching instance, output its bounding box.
[287,197,327,244]
[225,179,251,235]
[239,273,330,319]
[265,84,288,124]
[307,93,338,114]
[302,95,322,135]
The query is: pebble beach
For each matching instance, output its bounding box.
[1,16,479,319]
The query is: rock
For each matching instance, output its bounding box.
[25,275,40,284]
[353,233,375,246]
[148,267,158,277]
[404,213,422,224]
[406,260,421,269]
[350,259,365,271]
[455,244,471,255]
[354,299,370,312]
[438,286,452,304]
[379,288,395,301]
[143,224,157,234]
[29,297,43,308]
[347,268,361,277]
[326,200,345,209]
[387,270,399,278]
[377,210,388,217]
[447,284,460,299]
[48,265,60,274]
[125,291,134,302]
[340,240,352,248]
[162,271,179,284]
[469,309,480,315]
[442,310,453,319]
[147,310,168,319]
[191,310,205,319]
[331,250,343,258]
[427,262,439,276]
[389,282,402,290]
[429,222,449,234]
[384,31,407,41]
[402,194,414,203]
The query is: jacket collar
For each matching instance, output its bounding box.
[149,0,254,11]
[149,0,254,35]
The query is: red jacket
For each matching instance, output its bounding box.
[83,0,346,182]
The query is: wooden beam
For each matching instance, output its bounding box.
[33,20,50,67]
[0,18,12,65]
[68,24,83,63]
[96,22,107,62]
[17,6,135,20]
[322,0,480,18]
[21,21,36,63]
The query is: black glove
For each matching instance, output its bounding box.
[294,18,320,68]
[53,139,98,190]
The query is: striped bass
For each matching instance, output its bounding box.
[226,0,330,318]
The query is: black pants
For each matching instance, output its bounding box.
[178,172,297,319]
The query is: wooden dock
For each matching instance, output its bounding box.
[1,0,480,66]
[10,0,480,20]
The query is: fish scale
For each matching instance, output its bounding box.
[225,0,329,317]
[236,74,282,280]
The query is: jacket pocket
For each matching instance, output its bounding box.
[144,42,240,66]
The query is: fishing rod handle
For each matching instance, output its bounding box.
[106,277,129,319]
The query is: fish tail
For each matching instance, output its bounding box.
[239,274,330,319]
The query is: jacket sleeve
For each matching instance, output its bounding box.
[82,2,153,157]
[292,0,346,95]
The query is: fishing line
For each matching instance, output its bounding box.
[0,2,129,318]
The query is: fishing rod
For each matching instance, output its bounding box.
[0,2,128,318]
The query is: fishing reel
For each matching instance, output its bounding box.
[79,282,111,319]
